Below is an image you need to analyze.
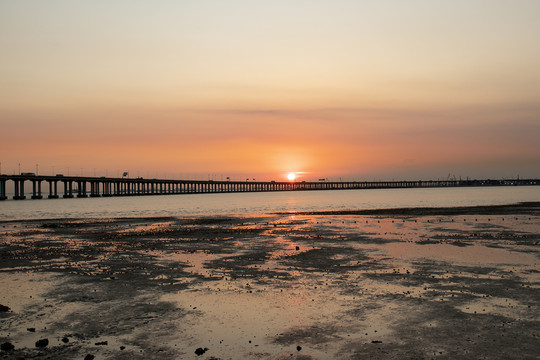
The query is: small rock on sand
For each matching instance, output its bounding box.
[35,338,49,348]
[0,304,10,312]
[84,355,95,360]
[297,345,302,351]
[195,347,208,356]
[1,342,15,351]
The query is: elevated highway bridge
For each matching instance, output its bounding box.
[0,175,538,200]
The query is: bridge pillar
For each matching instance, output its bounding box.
[14,180,19,199]
[0,179,7,200]
[48,180,59,198]
[90,181,100,197]
[63,181,74,198]
[77,181,88,198]
[31,180,43,199]
[13,179,26,200]
[103,181,112,196]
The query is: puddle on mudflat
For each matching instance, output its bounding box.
[384,242,538,265]
[458,297,536,320]
[158,250,222,278]
[160,280,397,359]
[0,272,58,313]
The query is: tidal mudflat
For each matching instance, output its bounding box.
[1,203,539,359]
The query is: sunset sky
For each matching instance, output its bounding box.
[1,1,539,181]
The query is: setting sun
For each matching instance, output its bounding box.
[287,172,296,181]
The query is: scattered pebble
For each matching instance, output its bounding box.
[1,342,15,351]
[297,345,302,351]
[195,347,208,356]
[84,355,95,360]
[0,304,10,312]
[35,338,49,348]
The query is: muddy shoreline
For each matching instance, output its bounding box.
[278,201,540,216]
[1,203,539,359]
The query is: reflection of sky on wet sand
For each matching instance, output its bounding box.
[384,242,537,265]
[149,213,539,358]
[0,212,538,358]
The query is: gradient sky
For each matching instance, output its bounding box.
[1,1,539,181]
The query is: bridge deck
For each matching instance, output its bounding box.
[0,175,538,200]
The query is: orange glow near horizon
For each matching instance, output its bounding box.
[287,173,296,181]
[1,2,539,180]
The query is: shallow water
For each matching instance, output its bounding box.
[1,185,539,220]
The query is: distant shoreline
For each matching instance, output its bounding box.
[276,201,540,216]
[2,201,539,224]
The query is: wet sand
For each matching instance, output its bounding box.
[1,202,539,359]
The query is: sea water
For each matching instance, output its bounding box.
[0,186,539,220]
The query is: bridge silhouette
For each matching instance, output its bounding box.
[0,174,538,200]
